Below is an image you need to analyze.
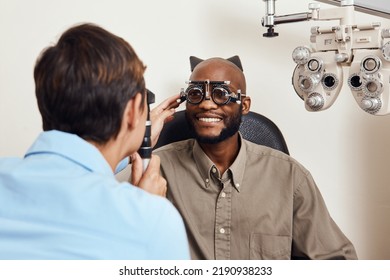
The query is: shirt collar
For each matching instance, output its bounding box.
[229,133,247,192]
[25,130,114,177]
[192,133,247,192]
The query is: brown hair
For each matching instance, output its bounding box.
[34,23,146,143]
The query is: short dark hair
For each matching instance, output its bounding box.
[34,23,146,144]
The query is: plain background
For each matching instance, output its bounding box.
[1,0,389,259]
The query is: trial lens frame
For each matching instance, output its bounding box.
[178,80,245,105]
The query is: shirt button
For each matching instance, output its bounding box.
[212,167,217,173]
[205,178,209,183]
[235,183,240,188]
[221,192,226,198]
[220,228,225,234]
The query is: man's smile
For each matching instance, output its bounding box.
[197,117,222,123]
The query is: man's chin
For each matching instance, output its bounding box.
[186,111,242,145]
[195,135,223,144]
[195,129,237,144]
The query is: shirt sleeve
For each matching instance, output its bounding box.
[291,172,358,260]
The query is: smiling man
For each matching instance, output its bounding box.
[153,56,357,260]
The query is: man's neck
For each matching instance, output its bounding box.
[88,139,120,173]
[198,133,240,175]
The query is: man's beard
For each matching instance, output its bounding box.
[185,106,242,144]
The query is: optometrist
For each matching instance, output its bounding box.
[0,23,190,260]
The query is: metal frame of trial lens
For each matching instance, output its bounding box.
[180,80,244,105]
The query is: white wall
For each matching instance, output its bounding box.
[1,0,389,259]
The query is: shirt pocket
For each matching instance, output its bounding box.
[249,233,291,260]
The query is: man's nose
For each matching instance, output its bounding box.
[198,93,218,109]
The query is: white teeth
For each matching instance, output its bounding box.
[198,117,221,123]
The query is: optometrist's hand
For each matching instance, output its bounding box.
[130,153,167,197]
[150,94,181,147]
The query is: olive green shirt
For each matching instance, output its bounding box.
[154,135,357,260]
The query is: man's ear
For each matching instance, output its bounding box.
[241,96,251,115]
[124,92,144,131]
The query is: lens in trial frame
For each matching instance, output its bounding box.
[212,86,231,105]
[186,85,204,104]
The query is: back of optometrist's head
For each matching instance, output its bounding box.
[34,23,147,144]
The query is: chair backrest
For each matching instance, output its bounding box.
[154,110,289,154]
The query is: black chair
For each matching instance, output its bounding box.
[154,110,289,155]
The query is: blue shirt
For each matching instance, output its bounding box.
[0,130,190,260]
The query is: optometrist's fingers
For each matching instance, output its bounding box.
[135,155,167,197]
[150,94,183,147]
